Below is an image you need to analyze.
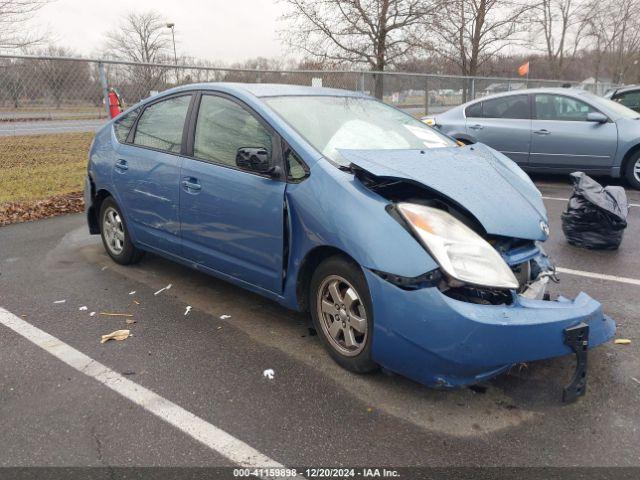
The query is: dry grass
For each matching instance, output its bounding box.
[0,132,94,204]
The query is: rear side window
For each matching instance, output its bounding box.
[482,95,529,119]
[194,95,273,167]
[133,95,191,153]
[113,107,140,143]
[465,102,482,118]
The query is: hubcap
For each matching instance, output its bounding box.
[634,158,640,183]
[103,207,125,255]
[316,275,368,357]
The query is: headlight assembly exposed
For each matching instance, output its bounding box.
[397,203,519,290]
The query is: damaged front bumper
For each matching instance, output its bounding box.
[365,268,616,393]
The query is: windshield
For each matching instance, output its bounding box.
[582,91,640,119]
[264,95,456,165]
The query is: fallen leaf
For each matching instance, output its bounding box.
[99,312,134,318]
[615,339,632,345]
[100,329,130,343]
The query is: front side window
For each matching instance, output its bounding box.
[264,96,456,166]
[482,95,529,119]
[194,95,273,167]
[133,95,191,153]
[114,107,141,143]
[534,94,595,121]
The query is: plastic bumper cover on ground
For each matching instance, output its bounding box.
[365,269,616,388]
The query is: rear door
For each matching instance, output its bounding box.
[179,93,286,293]
[112,94,193,255]
[530,93,617,170]
[464,94,531,166]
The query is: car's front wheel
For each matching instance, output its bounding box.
[99,197,144,265]
[310,256,378,373]
[624,151,640,190]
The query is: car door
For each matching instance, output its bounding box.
[179,92,286,294]
[530,93,618,170]
[111,94,193,255]
[464,94,531,166]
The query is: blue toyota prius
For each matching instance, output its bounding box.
[85,83,615,400]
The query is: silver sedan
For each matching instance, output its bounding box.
[424,88,640,189]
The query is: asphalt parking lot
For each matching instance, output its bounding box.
[1,175,639,471]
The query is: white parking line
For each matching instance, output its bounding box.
[0,307,290,474]
[542,196,640,208]
[557,267,640,286]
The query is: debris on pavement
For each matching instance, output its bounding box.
[154,284,172,296]
[220,314,231,320]
[125,318,136,325]
[614,339,632,345]
[184,306,192,316]
[632,377,640,386]
[53,300,66,304]
[100,329,131,343]
[129,291,136,295]
[561,172,629,250]
[101,266,108,271]
[89,312,96,317]
[99,312,134,318]
[263,369,275,380]
[133,300,140,305]
[78,306,88,311]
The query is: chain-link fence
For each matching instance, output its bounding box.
[0,54,621,206]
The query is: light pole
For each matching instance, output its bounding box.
[166,22,178,84]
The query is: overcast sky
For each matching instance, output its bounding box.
[36,0,285,63]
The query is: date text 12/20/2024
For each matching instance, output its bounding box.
[233,468,400,478]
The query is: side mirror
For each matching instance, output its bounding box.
[236,147,273,174]
[586,112,608,124]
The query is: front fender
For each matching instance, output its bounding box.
[280,161,437,309]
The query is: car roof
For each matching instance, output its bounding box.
[467,87,593,103]
[160,82,365,99]
[609,85,640,95]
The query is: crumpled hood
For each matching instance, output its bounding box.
[341,144,548,240]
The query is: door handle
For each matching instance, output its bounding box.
[533,129,551,135]
[469,124,484,130]
[181,179,202,192]
[115,159,128,172]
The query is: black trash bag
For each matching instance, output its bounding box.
[561,172,628,250]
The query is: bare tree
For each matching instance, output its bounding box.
[431,0,533,99]
[104,10,172,96]
[279,0,439,98]
[584,0,640,84]
[0,0,50,50]
[530,0,592,79]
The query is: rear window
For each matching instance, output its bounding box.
[113,107,140,143]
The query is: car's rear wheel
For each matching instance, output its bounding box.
[624,152,640,190]
[310,256,378,373]
[99,197,144,265]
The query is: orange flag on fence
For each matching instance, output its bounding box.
[518,61,530,77]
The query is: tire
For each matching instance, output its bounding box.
[624,152,640,190]
[309,255,378,373]
[99,197,144,265]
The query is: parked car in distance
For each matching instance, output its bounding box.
[85,83,614,397]
[604,85,640,113]
[423,88,640,189]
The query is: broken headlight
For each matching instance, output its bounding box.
[397,203,519,290]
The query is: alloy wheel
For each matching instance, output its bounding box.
[316,275,368,357]
[634,158,640,184]
[103,206,125,255]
